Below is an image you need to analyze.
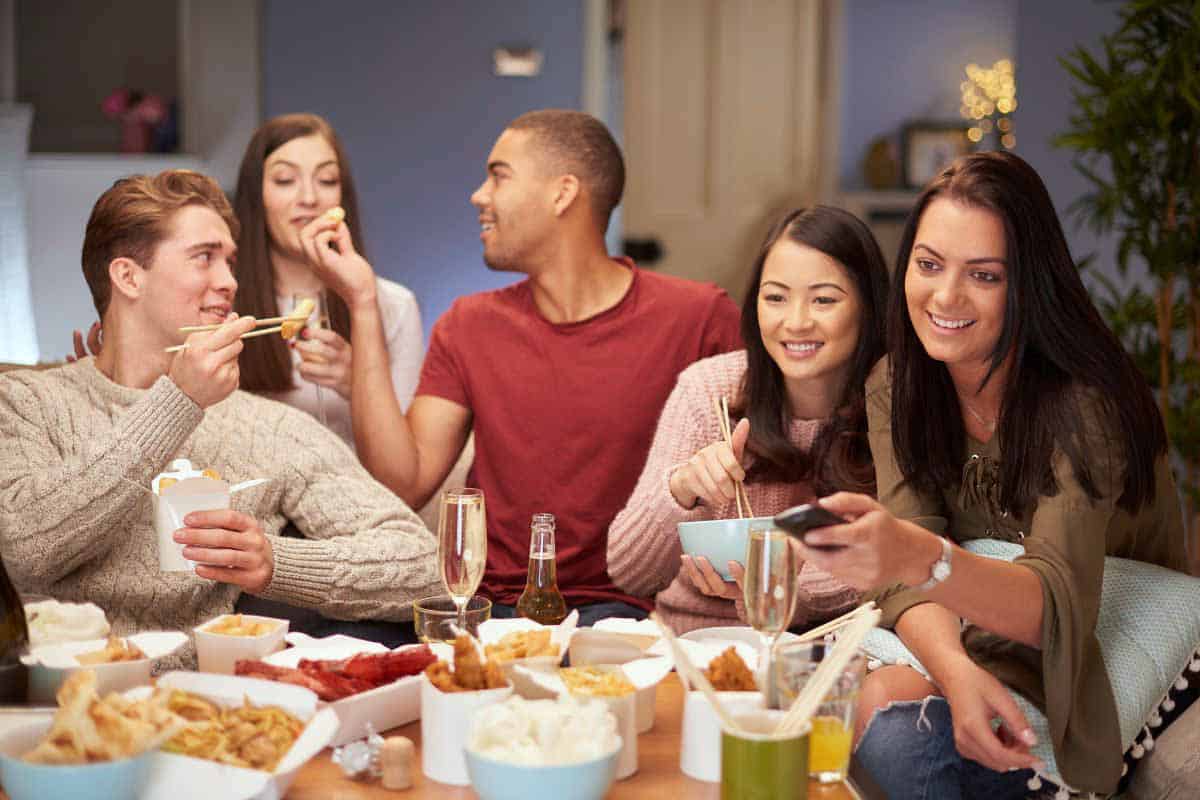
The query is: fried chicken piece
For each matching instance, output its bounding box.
[424,661,464,693]
[483,660,507,689]
[704,646,757,691]
[452,634,487,690]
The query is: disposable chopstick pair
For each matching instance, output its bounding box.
[177,297,316,334]
[773,605,881,737]
[712,396,755,518]
[793,600,878,644]
[650,612,744,733]
[164,325,286,354]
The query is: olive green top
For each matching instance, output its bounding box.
[865,360,1187,794]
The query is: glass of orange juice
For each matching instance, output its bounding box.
[773,639,864,783]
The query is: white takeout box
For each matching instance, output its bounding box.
[475,610,579,690]
[263,633,428,746]
[420,673,513,786]
[152,459,267,572]
[680,690,765,782]
[193,614,288,674]
[132,671,339,800]
[567,625,670,733]
[514,659,673,779]
[21,631,188,704]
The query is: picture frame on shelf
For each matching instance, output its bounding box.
[901,122,969,189]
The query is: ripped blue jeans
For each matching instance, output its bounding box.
[855,696,1036,800]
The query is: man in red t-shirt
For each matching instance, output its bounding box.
[299,110,741,624]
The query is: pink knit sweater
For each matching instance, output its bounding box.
[607,350,860,633]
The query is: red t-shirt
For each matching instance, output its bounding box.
[417,260,742,609]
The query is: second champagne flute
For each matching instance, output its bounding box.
[292,289,331,426]
[438,488,487,630]
[743,523,799,708]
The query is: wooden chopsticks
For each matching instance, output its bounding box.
[164,325,289,353]
[713,395,755,518]
[650,612,743,732]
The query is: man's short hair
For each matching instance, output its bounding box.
[82,170,238,318]
[507,109,625,230]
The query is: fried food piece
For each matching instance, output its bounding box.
[325,206,346,223]
[201,468,221,481]
[453,634,487,690]
[76,635,146,665]
[704,646,757,691]
[22,670,184,764]
[423,636,509,693]
[484,629,560,663]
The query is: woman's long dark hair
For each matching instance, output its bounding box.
[888,151,1165,516]
[233,113,367,393]
[734,206,889,495]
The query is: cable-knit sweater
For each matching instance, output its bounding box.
[0,359,442,665]
[607,350,859,633]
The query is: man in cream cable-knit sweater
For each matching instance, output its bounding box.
[0,170,441,662]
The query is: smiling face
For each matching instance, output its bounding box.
[137,204,238,340]
[469,128,558,273]
[757,238,862,406]
[904,198,1008,376]
[261,134,342,260]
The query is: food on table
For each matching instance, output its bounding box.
[75,635,146,665]
[279,298,316,340]
[424,634,507,693]
[483,628,560,663]
[234,646,437,702]
[24,599,110,646]
[559,666,636,698]
[468,695,619,765]
[203,614,280,637]
[162,690,304,771]
[22,670,183,764]
[704,646,757,691]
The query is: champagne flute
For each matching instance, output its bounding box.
[438,488,487,630]
[292,289,331,426]
[743,524,799,708]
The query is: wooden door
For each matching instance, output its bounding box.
[622,0,837,302]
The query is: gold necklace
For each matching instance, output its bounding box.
[964,402,997,432]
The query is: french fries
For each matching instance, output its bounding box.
[203,614,279,637]
[483,629,560,663]
[22,670,184,764]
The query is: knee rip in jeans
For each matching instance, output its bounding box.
[855,695,944,751]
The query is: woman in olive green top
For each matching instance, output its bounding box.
[795,152,1187,799]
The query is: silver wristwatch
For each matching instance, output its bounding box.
[917,536,952,591]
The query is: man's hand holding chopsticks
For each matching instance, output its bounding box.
[168,313,256,408]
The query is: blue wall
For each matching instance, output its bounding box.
[263,1,584,341]
[1015,0,1124,283]
[839,0,1017,191]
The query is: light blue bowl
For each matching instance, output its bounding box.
[677,516,775,580]
[465,743,621,800]
[0,719,152,800]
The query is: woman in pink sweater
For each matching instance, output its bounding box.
[607,206,889,633]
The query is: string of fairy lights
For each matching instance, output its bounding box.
[960,59,1017,150]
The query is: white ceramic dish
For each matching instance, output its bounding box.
[262,633,428,746]
[193,614,288,674]
[21,631,188,704]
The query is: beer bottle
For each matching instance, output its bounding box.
[516,513,568,625]
[0,554,29,703]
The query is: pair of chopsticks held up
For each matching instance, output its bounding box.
[713,395,755,518]
[164,207,346,353]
